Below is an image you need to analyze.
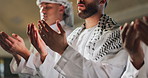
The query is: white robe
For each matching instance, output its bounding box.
[54,15,145,78]
[10,21,73,78]
[9,15,147,78]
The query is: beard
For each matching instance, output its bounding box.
[78,2,98,19]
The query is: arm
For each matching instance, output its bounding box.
[135,16,148,45]
[38,21,136,78]
[121,22,144,69]
[0,32,31,73]
[27,23,67,77]
[120,17,148,78]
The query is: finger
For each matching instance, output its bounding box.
[27,24,31,36]
[32,23,38,31]
[0,34,12,48]
[126,23,135,42]
[1,32,15,44]
[38,21,49,33]
[135,19,148,36]
[124,23,136,51]
[133,37,142,53]
[30,24,36,44]
[12,33,24,42]
[42,20,57,33]
[33,27,38,43]
[35,30,40,46]
[0,39,10,51]
[140,31,148,45]
[143,16,148,24]
[39,29,48,44]
[38,24,41,30]
[33,24,43,45]
[120,26,123,30]
[121,23,130,43]
[56,20,65,34]
[40,30,47,40]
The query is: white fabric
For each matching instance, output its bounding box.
[10,57,26,74]
[122,42,148,78]
[54,24,141,78]
[10,21,73,78]
[137,43,148,78]
[53,14,148,78]
[55,20,148,78]
[121,56,139,78]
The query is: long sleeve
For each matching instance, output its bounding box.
[10,57,26,74]
[34,24,73,78]
[121,56,139,78]
[9,21,73,78]
[121,42,148,78]
[31,45,65,78]
[55,46,129,78]
[9,45,40,78]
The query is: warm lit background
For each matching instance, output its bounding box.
[0,0,148,77]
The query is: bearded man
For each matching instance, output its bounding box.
[38,0,146,78]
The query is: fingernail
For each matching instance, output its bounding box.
[120,26,123,30]
[12,33,17,37]
[130,21,134,26]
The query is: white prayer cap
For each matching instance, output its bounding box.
[36,0,74,27]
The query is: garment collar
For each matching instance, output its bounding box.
[82,14,120,31]
[50,20,65,29]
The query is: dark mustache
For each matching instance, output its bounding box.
[78,1,85,5]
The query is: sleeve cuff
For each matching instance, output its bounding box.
[54,46,78,74]
[39,53,55,69]
[20,53,40,75]
[10,57,26,74]
[121,56,140,78]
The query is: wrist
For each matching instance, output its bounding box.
[18,48,31,61]
[40,52,48,63]
[130,54,144,69]
[13,54,21,66]
[131,60,144,70]
[59,44,68,55]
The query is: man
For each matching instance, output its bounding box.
[38,0,146,78]
[121,16,148,78]
[0,0,73,78]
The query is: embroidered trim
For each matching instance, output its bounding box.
[67,14,121,61]
[93,29,122,61]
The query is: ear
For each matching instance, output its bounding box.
[99,0,107,5]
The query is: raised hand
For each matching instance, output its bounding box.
[121,22,144,69]
[0,32,30,61]
[134,16,148,45]
[27,23,48,62]
[38,20,68,55]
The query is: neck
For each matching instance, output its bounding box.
[46,18,63,26]
[85,11,103,29]
[45,15,63,26]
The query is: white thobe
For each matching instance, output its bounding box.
[54,24,140,78]
[10,21,73,78]
[54,15,147,78]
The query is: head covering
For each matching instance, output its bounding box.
[36,0,74,27]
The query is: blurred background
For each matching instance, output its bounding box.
[0,0,148,78]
